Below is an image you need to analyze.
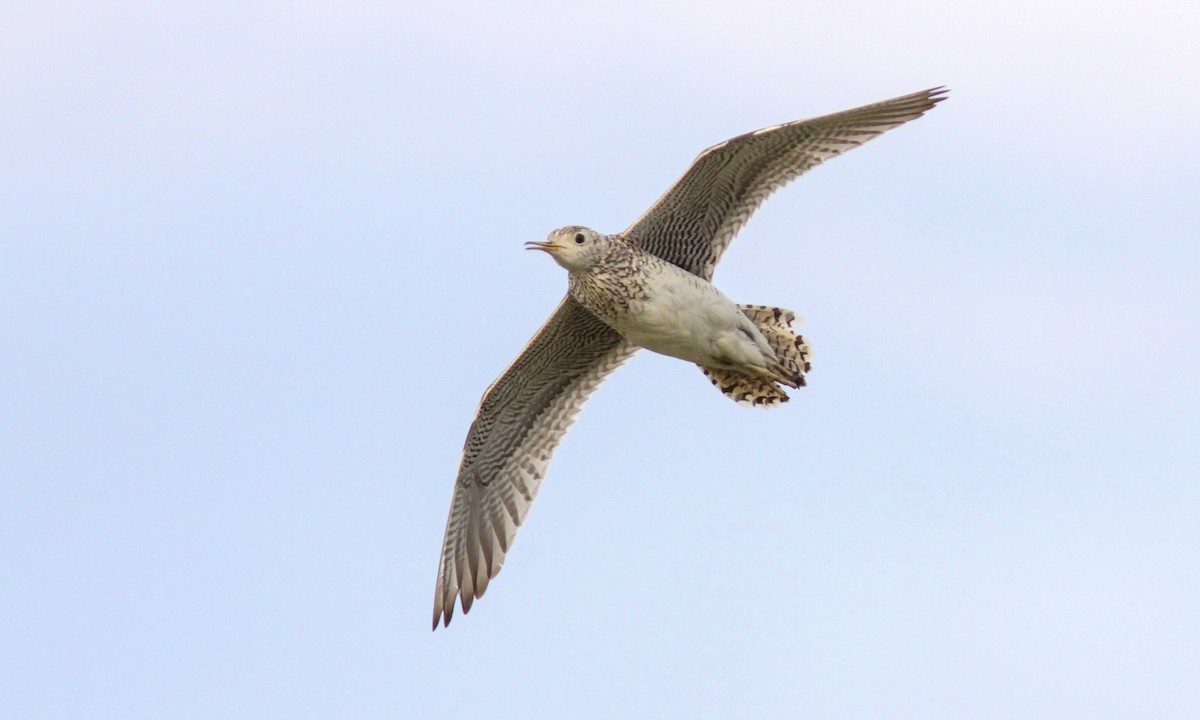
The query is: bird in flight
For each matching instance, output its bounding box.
[433,87,948,629]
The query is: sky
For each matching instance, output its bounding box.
[2,1,1198,718]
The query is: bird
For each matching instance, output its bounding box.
[432,87,948,629]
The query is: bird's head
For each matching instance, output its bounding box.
[525,226,608,272]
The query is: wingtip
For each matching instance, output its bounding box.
[432,602,455,631]
[432,579,458,631]
[893,86,948,119]
[925,86,951,104]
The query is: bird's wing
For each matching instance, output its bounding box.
[433,296,637,629]
[624,87,948,280]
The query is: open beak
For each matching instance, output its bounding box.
[524,240,560,254]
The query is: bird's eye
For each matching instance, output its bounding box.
[574,233,586,244]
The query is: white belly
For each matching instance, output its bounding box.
[609,272,770,369]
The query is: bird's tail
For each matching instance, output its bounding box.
[698,305,812,408]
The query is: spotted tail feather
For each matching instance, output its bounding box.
[700,366,791,407]
[699,304,812,407]
[740,304,812,386]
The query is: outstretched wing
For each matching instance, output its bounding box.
[433,296,637,629]
[624,87,948,280]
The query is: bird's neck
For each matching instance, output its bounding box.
[567,240,647,325]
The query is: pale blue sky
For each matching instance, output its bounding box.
[3,2,1198,718]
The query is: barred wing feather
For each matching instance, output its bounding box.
[433,297,636,628]
[624,87,948,280]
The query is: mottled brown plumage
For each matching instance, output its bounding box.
[433,87,948,629]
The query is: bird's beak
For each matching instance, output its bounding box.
[524,240,560,254]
